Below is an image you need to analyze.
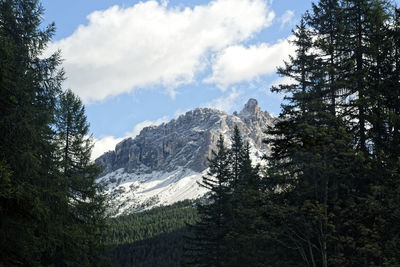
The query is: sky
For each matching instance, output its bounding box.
[41,0,314,159]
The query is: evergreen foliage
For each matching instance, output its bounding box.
[1,0,400,266]
[227,142,265,267]
[0,0,63,264]
[184,135,233,266]
[184,1,400,266]
[263,0,400,266]
[184,130,264,266]
[54,89,108,266]
[105,200,198,267]
[0,1,108,265]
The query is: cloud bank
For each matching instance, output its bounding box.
[91,116,169,160]
[47,0,275,103]
[92,136,124,160]
[125,116,169,138]
[205,37,295,88]
[203,88,242,112]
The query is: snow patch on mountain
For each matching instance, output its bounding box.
[96,98,274,216]
[98,167,208,216]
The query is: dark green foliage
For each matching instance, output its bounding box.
[184,130,265,267]
[226,143,265,267]
[2,0,400,265]
[54,89,108,266]
[231,126,244,187]
[105,200,198,267]
[184,135,233,266]
[263,0,400,266]
[0,1,108,265]
[0,0,63,265]
[112,229,186,267]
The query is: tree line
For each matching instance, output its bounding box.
[0,0,108,265]
[184,0,400,266]
[106,200,198,267]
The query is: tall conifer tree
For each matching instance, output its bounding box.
[264,0,400,265]
[55,89,108,266]
[227,142,265,266]
[0,0,64,264]
[184,135,232,266]
[0,1,109,265]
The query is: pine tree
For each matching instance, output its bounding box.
[264,3,366,266]
[230,126,244,188]
[0,1,110,265]
[340,0,392,154]
[308,0,345,115]
[54,89,108,266]
[264,0,400,265]
[183,134,232,266]
[0,0,64,264]
[227,141,265,267]
[362,4,400,265]
[185,128,268,266]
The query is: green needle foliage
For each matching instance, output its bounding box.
[105,200,198,267]
[263,0,400,266]
[184,129,265,267]
[0,0,63,264]
[184,1,400,266]
[0,1,108,265]
[54,89,108,266]
[184,134,233,266]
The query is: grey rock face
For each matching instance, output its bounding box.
[96,98,274,175]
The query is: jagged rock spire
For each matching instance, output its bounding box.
[239,98,260,117]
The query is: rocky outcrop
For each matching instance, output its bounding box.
[96,98,274,175]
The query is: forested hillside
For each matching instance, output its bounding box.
[105,200,198,266]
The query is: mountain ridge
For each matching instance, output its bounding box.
[96,99,274,215]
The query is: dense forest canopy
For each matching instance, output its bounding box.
[106,200,198,266]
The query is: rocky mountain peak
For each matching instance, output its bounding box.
[240,98,259,114]
[96,99,275,214]
[238,98,267,121]
[97,98,273,174]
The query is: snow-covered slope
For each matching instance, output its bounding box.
[96,99,274,215]
[97,167,208,216]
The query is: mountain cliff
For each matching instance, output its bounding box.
[96,99,274,215]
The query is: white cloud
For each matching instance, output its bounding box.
[126,116,169,138]
[266,75,296,100]
[279,10,295,28]
[205,37,295,88]
[161,0,169,7]
[47,0,274,103]
[174,108,191,117]
[269,75,296,89]
[91,116,169,160]
[92,136,124,160]
[203,88,242,112]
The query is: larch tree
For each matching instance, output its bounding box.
[54,89,108,266]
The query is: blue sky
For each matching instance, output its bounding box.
[41,0,314,158]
